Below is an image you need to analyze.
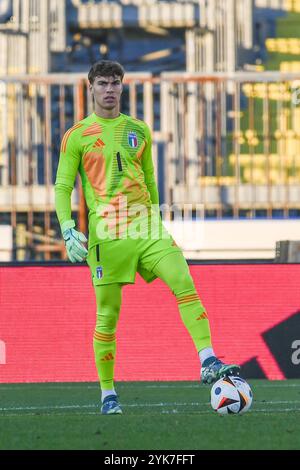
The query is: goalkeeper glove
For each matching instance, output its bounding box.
[61,220,88,263]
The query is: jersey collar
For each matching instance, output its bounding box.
[92,112,125,126]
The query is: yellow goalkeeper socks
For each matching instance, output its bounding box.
[176,290,212,352]
[93,331,116,391]
[93,283,122,396]
[152,251,213,352]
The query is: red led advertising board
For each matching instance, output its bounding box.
[0,264,299,382]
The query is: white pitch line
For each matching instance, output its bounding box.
[260,400,300,404]
[0,402,207,412]
[126,400,300,407]
[0,404,98,412]
[1,400,300,413]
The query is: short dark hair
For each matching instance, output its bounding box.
[88,60,125,84]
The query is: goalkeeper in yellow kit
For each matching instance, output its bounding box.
[55,60,240,415]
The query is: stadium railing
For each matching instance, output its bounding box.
[1,71,300,260]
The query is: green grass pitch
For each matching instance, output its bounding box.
[0,380,299,450]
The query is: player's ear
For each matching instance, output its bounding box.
[89,84,95,103]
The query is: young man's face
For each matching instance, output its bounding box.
[89,75,123,112]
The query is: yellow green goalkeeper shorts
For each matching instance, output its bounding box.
[86,232,182,286]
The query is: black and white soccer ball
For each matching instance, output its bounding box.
[210,376,253,415]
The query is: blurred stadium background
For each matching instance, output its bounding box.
[2,0,300,262]
[1,1,300,389]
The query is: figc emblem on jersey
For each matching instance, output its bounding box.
[96,266,103,279]
[128,132,138,148]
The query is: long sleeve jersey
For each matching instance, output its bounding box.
[55,112,160,247]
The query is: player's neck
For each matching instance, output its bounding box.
[94,105,120,120]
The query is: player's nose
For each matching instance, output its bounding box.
[106,83,114,92]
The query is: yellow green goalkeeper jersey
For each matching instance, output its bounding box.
[55,112,160,248]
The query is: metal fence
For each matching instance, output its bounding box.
[161,72,300,218]
[1,71,300,260]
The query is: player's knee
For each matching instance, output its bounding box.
[95,304,120,334]
[172,272,196,297]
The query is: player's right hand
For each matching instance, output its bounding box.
[62,227,88,263]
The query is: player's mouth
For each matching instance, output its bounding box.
[104,96,115,102]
